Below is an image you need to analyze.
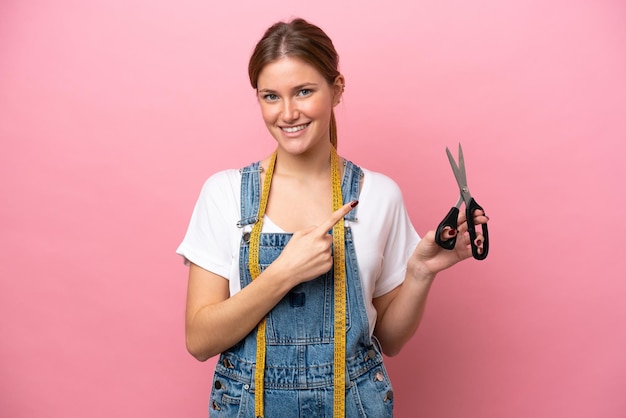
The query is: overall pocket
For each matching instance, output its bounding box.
[209,360,251,418]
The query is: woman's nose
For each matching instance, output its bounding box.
[282,99,299,122]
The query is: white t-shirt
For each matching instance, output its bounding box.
[176,166,421,336]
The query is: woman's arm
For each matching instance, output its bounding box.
[185,262,297,361]
[372,210,489,357]
[185,202,358,361]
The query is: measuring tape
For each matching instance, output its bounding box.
[248,147,347,418]
[330,148,347,418]
[248,151,274,418]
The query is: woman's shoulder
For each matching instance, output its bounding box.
[359,166,404,200]
[204,168,241,188]
[197,168,242,200]
[196,157,266,203]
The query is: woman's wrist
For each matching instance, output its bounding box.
[408,259,437,283]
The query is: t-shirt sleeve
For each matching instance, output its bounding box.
[372,176,421,298]
[175,170,239,279]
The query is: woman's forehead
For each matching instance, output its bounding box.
[256,57,326,90]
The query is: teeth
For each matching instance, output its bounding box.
[282,123,308,133]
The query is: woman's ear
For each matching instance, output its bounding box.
[333,74,345,106]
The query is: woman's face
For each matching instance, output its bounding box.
[256,57,342,156]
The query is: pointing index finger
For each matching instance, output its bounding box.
[317,200,359,234]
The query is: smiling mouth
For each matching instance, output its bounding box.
[280,123,310,133]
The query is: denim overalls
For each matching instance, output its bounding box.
[209,160,394,417]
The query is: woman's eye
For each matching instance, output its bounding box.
[298,89,312,97]
[263,94,278,102]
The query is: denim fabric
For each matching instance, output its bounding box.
[210,160,394,417]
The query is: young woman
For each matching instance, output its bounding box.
[177,18,488,418]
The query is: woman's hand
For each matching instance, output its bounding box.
[266,200,358,286]
[373,209,489,356]
[409,209,489,279]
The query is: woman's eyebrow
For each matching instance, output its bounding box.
[292,82,318,90]
[257,83,319,94]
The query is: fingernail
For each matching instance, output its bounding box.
[475,238,483,246]
[449,229,457,236]
[350,200,359,208]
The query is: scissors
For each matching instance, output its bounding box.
[435,143,489,260]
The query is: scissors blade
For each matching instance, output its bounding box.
[457,143,468,187]
[446,145,467,193]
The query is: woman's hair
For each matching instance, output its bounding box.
[248,18,341,148]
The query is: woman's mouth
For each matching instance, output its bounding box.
[280,123,310,133]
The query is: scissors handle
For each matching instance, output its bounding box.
[466,198,489,260]
[435,199,489,260]
[435,206,459,250]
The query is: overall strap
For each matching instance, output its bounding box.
[237,162,262,228]
[342,159,363,222]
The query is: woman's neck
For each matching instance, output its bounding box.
[261,141,338,232]
[272,142,333,180]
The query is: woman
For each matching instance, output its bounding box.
[177,18,488,417]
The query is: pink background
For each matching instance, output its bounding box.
[1,1,625,417]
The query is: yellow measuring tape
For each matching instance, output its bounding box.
[248,147,347,418]
[330,148,347,418]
